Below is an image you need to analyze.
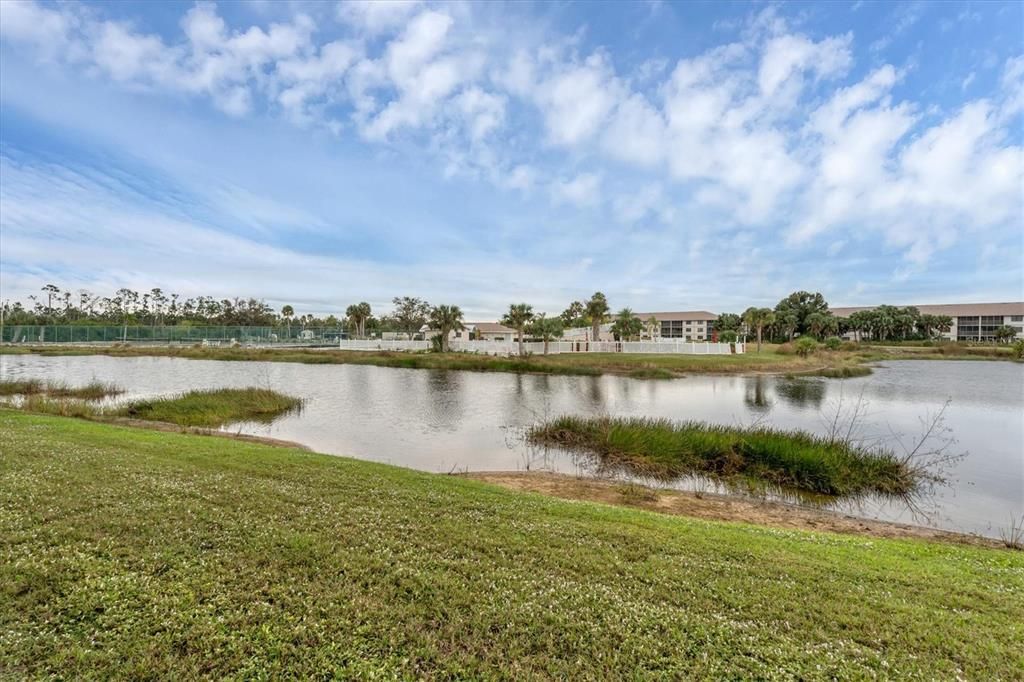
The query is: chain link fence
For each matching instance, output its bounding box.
[0,325,346,346]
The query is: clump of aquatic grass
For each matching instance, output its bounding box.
[812,366,873,378]
[44,380,123,399]
[528,416,921,498]
[1000,514,1024,551]
[113,388,302,427]
[0,378,122,399]
[20,395,99,419]
[0,379,45,396]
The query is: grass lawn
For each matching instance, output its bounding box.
[2,411,1022,679]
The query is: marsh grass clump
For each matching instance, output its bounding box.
[0,378,122,399]
[114,388,302,427]
[528,416,920,498]
[20,395,99,419]
[0,379,45,396]
[813,366,873,378]
[45,380,123,400]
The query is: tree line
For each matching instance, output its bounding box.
[4,284,1017,348]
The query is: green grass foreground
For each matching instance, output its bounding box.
[529,416,918,497]
[1,411,1022,679]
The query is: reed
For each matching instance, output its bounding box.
[0,378,122,399]
[528,415,920,498]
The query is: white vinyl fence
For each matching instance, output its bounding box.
[336,339,743,356]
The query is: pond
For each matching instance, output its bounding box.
[2,355,1021,538]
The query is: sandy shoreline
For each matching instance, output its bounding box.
[463,470,1005,548]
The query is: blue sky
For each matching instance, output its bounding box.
[1,0,1021,319]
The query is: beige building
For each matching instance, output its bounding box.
[635,311,719,341]
[831,302,1024,341]
[467,322,516,342]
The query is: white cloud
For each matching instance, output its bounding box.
[534,53,622,146]
[336,0,422,36]
[758,33,852,97]
[552,173,601,207]
[2,0,1021,274]
[454,87,506,140]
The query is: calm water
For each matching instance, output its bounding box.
[2,355,1022,537]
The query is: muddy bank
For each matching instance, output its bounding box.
[465,471,1003,548]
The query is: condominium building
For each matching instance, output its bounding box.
[831,302,1024,341]
[635,311,718,341]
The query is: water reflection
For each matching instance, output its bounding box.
[1,355,1021,538]
[744,376,773,412]
[774,378,827,409]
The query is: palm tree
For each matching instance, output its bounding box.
[585,292,609,342]
[281,305,294,336]
[501,303,534,356]
[429,305,464,352]
[645,316,660,340]
[611,308,642,341]
[528,314,564,354]
[345,302,372,338]
[742,307,775,353]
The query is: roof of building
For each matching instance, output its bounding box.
[468,322,516,334]
[831,302,1024,317]
[633,311,719,321]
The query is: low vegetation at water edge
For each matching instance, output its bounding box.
[0,378,122,399]
[112,388,302,427]
[1,410,1021,679]
[7,387,301,428]
[528,416,922,497]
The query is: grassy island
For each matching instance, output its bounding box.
[528,416,925,498]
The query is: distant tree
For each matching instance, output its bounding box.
[560,300,587,328]
[392,296,431,339]
[645,316,660,340]
[281,305,294,335]
[805,312,836,340]
[41,284,60,315]
[715,313,742,333]
[346,302,372,338]
[742,307,775,353]
[501,303,535,356]
[994,325,1019,343]
[585,292,610,341]
[611,308,642,341]
[429,305,464,352]
[528,314,564,355]
[846,310,873,342]
[773,291,829,337]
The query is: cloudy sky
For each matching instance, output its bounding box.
[1,0,1021,319]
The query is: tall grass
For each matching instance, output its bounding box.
[528,416,919,498]
[113,388,302,427]
[0,378,122,399]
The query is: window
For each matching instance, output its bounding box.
[1011,315,1023,322]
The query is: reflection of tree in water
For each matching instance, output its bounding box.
[744,376,773,412]
[774,378,827,409]
[574,376,605,412]
[423,370,464,431]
